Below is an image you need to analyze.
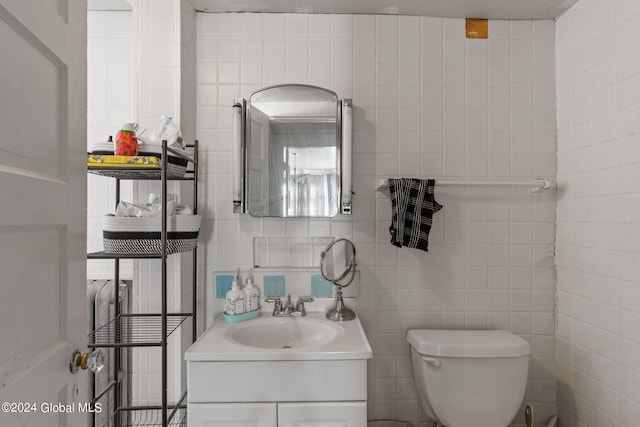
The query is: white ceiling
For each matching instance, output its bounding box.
[189,0,579,20]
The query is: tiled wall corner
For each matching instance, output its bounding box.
[556,0,640,425]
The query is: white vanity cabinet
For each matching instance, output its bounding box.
[186,359,368,426]
[278,402,367,426]
[185,312,372,427]
[188,403,276,426]
[188,401,366,427]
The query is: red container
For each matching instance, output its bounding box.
[115,129,138,156]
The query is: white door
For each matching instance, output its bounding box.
[0,0,87,426]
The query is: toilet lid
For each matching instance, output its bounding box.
[406,329,531,357]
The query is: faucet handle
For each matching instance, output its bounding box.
[264,296,282,312]
[295,296,314,314]
[297,295,314,304]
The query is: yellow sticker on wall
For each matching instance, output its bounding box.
[466,19,488,39]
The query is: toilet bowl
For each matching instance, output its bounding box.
[407,329,530,427]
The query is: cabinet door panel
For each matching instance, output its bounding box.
[278,402,366,427]
[189,402,277,427]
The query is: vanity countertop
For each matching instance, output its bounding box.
[186,311,372,362]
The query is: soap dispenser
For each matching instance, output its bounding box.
[224,278,245,315]
[244,277,260,312]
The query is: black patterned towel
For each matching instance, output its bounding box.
[388,178,442,252]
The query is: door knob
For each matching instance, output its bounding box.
[70,349,105,374]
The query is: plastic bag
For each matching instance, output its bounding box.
[147,193,192,215]
[115,200,176,218]
[144,116,183,149]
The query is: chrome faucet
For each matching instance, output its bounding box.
[265,294,314,317]
[283,294,295,315]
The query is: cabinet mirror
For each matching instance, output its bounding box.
[233,84,352,217]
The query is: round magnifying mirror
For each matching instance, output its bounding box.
[320,239,357,321]
[320,238,356,287]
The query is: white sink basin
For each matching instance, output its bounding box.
[186,311,372,361]
[229,317,340,349]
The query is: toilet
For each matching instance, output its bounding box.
[406,329,530,427]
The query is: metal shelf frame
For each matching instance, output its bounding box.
[102,405,187,427]
[87,314,191,348]
[88,141,199,427]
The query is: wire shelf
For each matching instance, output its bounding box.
[102,406,186,427]
[88,168,193,181]
[87,151,194,181]
[88,314,190,347]
[87,167,194,180]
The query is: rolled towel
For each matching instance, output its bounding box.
[388,178,442,252]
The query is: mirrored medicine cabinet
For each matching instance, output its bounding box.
[233,84,352,217]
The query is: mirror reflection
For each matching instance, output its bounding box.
[246,85,341,217]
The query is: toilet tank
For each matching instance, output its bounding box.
[407,329,530,358]
[407,330,531,427]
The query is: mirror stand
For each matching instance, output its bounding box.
[325,286,356,321]
[320,238,358,322]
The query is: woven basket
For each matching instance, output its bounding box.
[102,215,201,255]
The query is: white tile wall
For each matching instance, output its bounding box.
[196,13,557,426]
[557,0,640,426]
[87,10,134,279]
[87,11,134,143]
[131,0,185,407]
[132,0,182,133]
